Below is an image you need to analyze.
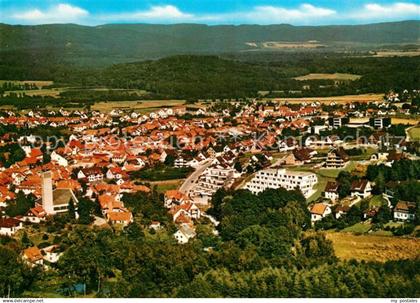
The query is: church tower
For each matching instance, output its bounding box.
[42,171,54,215]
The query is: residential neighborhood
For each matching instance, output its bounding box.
[0,96,418,251]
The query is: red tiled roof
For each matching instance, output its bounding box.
[310,203,328,216]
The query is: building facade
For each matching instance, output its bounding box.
[245,168,317,198]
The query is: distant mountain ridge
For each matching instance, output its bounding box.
[0,20,419,66]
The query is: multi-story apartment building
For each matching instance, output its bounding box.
[245,168,317,198]
[325,148,349,169]
[191,165,237,203]
[369,117,391,129]
[328,117,349,128]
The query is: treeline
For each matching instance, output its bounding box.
[0,143,25,167]
[178,259,420,297]
[59,89,154,102]
[0,95,94,109]
[0,81,39,95]
[366,159,420,183]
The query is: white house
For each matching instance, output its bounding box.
[77,168,104,182]
[393,201,416,221]
[174,223,196,244]
[149,221,162,231]
[324,181,339,201]
[42,245,62,263]
[51,151,68,167]
[107,211,133,227]
[171,203,201,222]
[0,218,23,236]
[22,204,46,223]
[310,203,332,222]
[350,180,372,199]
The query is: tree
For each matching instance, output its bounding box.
[300,233,335,258]
[234,161,242,172]
[338,180,351,198]
[0,246,35,297]
[21,232,32,248]
[207,188,229,222]
[68,200,76,220]
[77,198,94,224]
[42,152,51,164]
[373,172,385,194]
[164,153,176,166]
[372,206,392,224]
[337,171,352,198]
[5,192,35,217]
[124,223,145,242]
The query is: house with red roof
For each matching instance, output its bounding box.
[22,204,46,223]
[164,190,189,208]
[0,217,23,236]
[23,247,44,266]
[309,203,332,222]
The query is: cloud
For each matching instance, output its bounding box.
[353,2,420,20]
[193,3,337,24]
[246,4,336,23]
[12,3,88,24]
[100,5,193,22]
[4,2,420,25]
[97,3,335,24]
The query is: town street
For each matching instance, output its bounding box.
[179,159,212,195]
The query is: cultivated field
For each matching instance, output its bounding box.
[0,80,59,97]
[262,41,326,49]
[91,100,186,112]
[391,118,420,125]
[326,232,420,262]
[373,50,420,57]
[267,93,383,104]
[3,87,64,97]
[294,73,361,81]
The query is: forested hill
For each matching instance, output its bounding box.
[56,54,419,99]
[1,54,419,100]
[0,21,419,65]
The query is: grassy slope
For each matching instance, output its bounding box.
[326,232,420,262]
[407,126,420,141]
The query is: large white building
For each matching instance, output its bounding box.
[245,168,317,198]
[190,164,237,204]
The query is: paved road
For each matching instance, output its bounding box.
[179,159,212,195]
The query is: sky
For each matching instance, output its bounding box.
[0,0,419,25]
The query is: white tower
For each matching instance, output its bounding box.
[42,171,54,215]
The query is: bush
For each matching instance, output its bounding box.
[393,223,415,236]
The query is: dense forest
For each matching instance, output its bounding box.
[1,187,419,298]
[1,54,419,100]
